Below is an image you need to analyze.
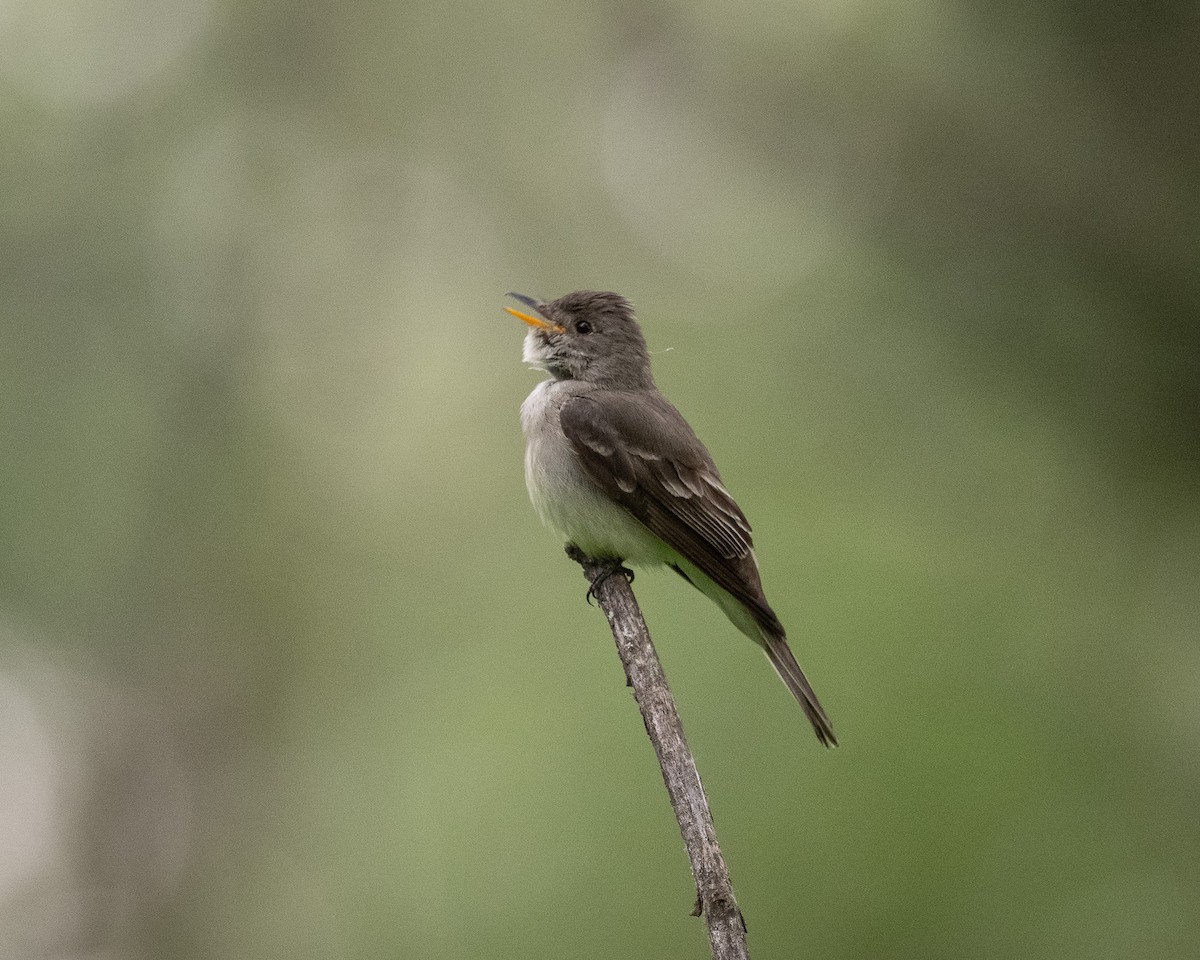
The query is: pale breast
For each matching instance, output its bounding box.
[520,380,668,564]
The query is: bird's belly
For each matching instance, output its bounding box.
[522,388,667,565]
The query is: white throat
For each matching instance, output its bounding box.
[522,330,550,372]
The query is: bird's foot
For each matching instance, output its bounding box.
[585,560,635,606]
[563,545,634,604]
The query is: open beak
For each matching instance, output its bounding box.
[505,292,564,333]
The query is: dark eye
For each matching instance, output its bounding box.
[575,319,593,335]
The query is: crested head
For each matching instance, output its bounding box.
[517,290,654,389]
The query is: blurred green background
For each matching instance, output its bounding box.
[2,0,1198,957]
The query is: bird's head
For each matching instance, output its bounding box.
[506,290,654,390]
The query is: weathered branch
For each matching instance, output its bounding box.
[566,544,749,960]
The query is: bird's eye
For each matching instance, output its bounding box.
[575,320,593,335]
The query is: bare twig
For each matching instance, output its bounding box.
[566,544,750,960]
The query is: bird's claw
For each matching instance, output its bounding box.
[585,562,635,605]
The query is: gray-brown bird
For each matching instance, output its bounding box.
[508,290,836,747]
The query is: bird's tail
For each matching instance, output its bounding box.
[760,629,838,747]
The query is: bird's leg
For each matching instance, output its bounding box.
[564,545,634,605]
[585,560,635,606]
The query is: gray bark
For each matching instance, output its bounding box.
[566,545,750,960]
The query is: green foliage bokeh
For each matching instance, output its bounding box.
[1,1,1197,957]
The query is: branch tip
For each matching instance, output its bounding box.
[563,544,750,959]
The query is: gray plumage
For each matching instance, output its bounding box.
[514,290,836,747]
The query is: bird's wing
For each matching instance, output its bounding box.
[559,391,781,635]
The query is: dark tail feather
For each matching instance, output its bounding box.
[760,630,838,747]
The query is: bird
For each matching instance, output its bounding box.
[507,290,836,747]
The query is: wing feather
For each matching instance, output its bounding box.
[559,392,780,635]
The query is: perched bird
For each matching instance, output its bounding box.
[508,290,836,747]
